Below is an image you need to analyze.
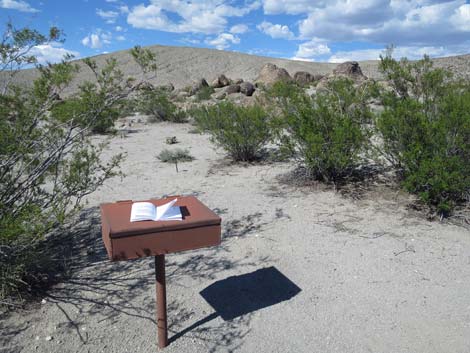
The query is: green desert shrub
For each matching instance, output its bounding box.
[0,23,158,302]
[138,87,187,123]
[157,148,194,172]
[195,86,215,101]
[376,52,470,214]
[50,55,149,134]
[192,101,271,161]
[51,97,120,134]
[158,148,194,162]
[271,79,373,183]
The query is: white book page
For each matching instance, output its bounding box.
[156,199,181,220]
[130,202,157,222]
[161,206,182,221]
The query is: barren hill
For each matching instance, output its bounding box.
[6,44,470,94]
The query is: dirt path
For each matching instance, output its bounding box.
[2,121,470,353]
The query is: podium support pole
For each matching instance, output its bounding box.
[155,254,168,348]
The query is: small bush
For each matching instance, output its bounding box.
[376,52,470,214]
[158,148,194,163]
[138,88,187,123]
[157,148,194,172]
[195,86,215,101]
[191,102,271,161]
[271,79,373,183]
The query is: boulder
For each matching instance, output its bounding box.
[313,74,325,81]
[255,63,292,85]
[214,91,227,100]
[234,78,244,84]
[293,71,314,86]
[211,74,231,88]
[239,82,255,96]
[316,76,330,91]
[333,61,366,80]
[227,93,257,107]
[189,78,209,96]
[224,84,241,95]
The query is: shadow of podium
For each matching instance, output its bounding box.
[170,266,301,342]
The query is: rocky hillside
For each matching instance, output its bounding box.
[5,44,470,96]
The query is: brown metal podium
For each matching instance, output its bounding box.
[100,196,221,348]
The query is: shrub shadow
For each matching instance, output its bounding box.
[276,164,395,200]
[223,212,268,239]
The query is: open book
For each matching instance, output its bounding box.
[130,198,182,222]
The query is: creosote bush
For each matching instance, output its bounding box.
[270,79,373,183]
[137,87,187,123]
[195,85,214,101]
[0,24,158,301]
[51,96,122,134]
[191,101,271,161]
[376,51,470,214]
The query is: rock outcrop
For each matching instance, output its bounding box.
[333,61,366,80]
[224,84,241,95]
[189,78,209,95]
[239,82,255,96]
[312,74,325,81]
[214,91,227,100]
[211,74,230,88]
[293,71,314,86]
[255,63,292,85]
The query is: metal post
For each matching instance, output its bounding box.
[155,254,168,348]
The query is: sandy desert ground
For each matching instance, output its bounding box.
[2,118,470,353]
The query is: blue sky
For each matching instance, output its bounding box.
[1,0,470,64]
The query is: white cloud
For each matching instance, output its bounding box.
[96,9,119,23]
[262,0,321,15]
[0,0,38,12]
[81,30,112,49]
[127,5,172,31]
[115,26,124,32]
[230,24,249,34]
[206,33,240,50]
[247,48,285,56]
[328,48,389,63]
[116,35,126,41]
[257,21,294,39]
[296,0,470,47]
[327,45,467,63]
[292,39,331,61]
[180,37,201,45]
[30,43,79,64]
[451,4,470,31]
[127,0,259,34]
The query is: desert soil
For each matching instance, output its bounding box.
[2,119,470,353]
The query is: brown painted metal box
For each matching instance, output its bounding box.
[100,196,221,261]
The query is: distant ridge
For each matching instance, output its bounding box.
[5,44,470,95]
